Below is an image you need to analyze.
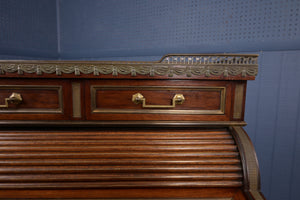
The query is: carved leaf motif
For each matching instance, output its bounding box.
[173,67,186,75]
[61,66,75,74]
[21,65,37,74]
[210,66,225,76]
[41,65,56,73]
[247,68,258,76]
[3,64,18,73]
[191,66,206,75]
[228,67,242,76]
[155,66,169,75]
[136,66,150,75]
[97,65,113,74]
[117,66,131,75]
[79,65,94,74]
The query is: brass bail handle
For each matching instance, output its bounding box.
[132,93,185,108]
[0,92,23,108]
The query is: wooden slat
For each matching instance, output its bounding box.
[0,134,233,140]
[0,145,238,152]
[0,173,243,182]
[0,128,242,189]
[0,152,240,159]
[0,165,242,174]
[0,181,243,189]
[0,158,241,166]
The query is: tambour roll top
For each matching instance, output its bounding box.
[0,128,242,189]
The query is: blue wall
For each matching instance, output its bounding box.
[0,1,300,199]
[245,51,300,200]
[59,0,300,59]
[0,0,58,58]
[1,0,300,59]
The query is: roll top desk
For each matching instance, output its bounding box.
[0,54,265,200]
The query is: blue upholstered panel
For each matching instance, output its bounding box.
[0,0,58,58]
[245,51,300,200]
[59,0,300,59]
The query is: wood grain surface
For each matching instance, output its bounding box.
[0,128,242,190]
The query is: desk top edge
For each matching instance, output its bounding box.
[0,54,258,80]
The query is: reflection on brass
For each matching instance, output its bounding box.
[0,54,258,78]
[0,85,63,114]
[0,92,22,108]
[132,93,185,109]
[233,83,244,119]
[72,82,81,118]
[91,85,226,115]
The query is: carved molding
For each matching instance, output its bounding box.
[0,54,258,78]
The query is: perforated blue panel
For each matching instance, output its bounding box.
[244,50,300,200]
[0,0,58,58]
[60,0,300,59]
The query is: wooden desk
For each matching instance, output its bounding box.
[0,54,265,199]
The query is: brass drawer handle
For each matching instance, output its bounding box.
[0,93,23,108]
[132,93,185,108]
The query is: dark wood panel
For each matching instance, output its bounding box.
[86,80,233,121]
[0,88,59,109]
[0,79,71,120]
[94,88,221,110]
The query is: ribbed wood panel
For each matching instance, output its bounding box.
[0,129,242,189]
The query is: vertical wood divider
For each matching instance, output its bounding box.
[72,82,81,118]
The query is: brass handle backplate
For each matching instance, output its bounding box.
[132,93,185,108]
[0,93,23,108]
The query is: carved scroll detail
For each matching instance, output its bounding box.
[0,64,257,77]
[0,54,258,78]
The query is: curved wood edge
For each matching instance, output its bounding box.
[230,126,266,200]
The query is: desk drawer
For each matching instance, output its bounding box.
[86,80,232,121]
[0,79,70,120]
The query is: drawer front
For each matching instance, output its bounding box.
[0,79,71,120]
[86,80,232,121]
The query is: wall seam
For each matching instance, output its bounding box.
[253,51,264,144]
[267,52,285,199]
[288,54,300,200]
[56,0,61,59]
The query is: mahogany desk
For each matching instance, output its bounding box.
[0,54,265,200]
